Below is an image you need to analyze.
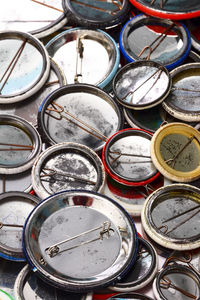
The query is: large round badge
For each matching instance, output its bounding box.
[23,190,138,292]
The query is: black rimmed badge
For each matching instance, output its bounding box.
[0,0,67,39]
[32,142,106,199]
[129,0,200,20]
[62,0,131,29]
[0,192,40,261]
[0,58,66,127]
[37,84,123,152]
[107,293,154,299]
[46,28,120,90]
[0,115,42,175]
[162,63,200,122]
[23,190,138,292]
[109,237,158,292]
[14,264,92,300]
[141,183,200,251]
[102,128,160,187]
[113,61,171,110]
[0,31,50,103]
[151,122,200,182]
[119,15,191,70]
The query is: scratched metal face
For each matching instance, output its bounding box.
[108,135,156,182]
[160,270,200,300]
[47,29,116,86]
[0,0,65,36]
[38,206,120,278]
[123,22,184,64]
[44,93,119,151]
[40,151,98,194]
[150,191,200,240]
[160,133,199,172]
[0,38,43,97]
[115,65,169,106]
[0,125,33,167]
[165,67,200,114]
[0,197,36,250]
[0,170,32,193]
[0,60,64,126]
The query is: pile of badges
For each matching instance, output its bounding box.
[0,0,200,299]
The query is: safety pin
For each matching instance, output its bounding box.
[45,80,59,87]
[172,87,200,93]
[162,204,200,223]
[40,168,96,185]
[164,136,195,168]
[71,0,122,15]
[109,150,152,166]
[74,37,84,83]
[160,275,197,299]
[0,222,24,229]
[121,67,163,103]
[45,221,114,258]
[0,39,27,94]
[31,0,64,13]
[150,0,167,8]
[45,101,108,142]
[0,142,34,151]
[138,23,175,60]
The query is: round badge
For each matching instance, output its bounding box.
[102,128,160,186]
[0,170,32,193]
[0,31,50,103]
[0,192,40,261]
[109,237,158,292]
[0,0,67,39]
[46,28,120,90]
[162,63,200,122]
[107,293,154,299]
[129,0,200,20]
[153,264,200,300]
[151,122,200,182]
[119,15,191,70]
[14,264,93,300]
[23,190,138,292]
[0,115,42,175]
[141,183,200,251]
[0,58,66,127]
[38,84,123,152]
[185,17,200,53]
[32,142,106,199]
[113,61,171,110]
[62,0,131,29]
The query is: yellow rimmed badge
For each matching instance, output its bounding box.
[151,122,200,182]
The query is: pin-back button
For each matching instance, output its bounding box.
[0,192,40,261]
[46,28,120,90]
[153,263,200,300]
[0,0,67,39]
[32,142,106,199]
[141,183,200,251]
[113,61,171,110]
[0,115,42,174]
[23,190,138,292]
[151,122,200,182]
[129,0,200,20]
[37,84,123,152]
[14,264,92,300]
[0,31,50,103]
[185,17,200,53]
[109,237,158,292]
[0,58,66,127]
[107,293,154,299]
[102,128,160,187]
[119,15,191,70]
[0,170,32,193]
[62,0,131,29]
[162,63,200,122]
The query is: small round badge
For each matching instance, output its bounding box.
[32,142,106,199]
[23,190,138,292]
[119,15,191,70]
[0,31,50,103]
[113,61,171,110]
[141,183,200,251]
